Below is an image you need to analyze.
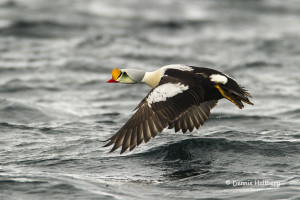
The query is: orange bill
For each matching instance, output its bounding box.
[107,68,121,83]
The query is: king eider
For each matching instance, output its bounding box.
[104,64,253,154]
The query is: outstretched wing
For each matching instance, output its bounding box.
[168,100,218,133]
[103,76,214,154]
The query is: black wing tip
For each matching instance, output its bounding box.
[106,144,138,154]
[105,147,123,154]
[120,149,126,154]
[103,141,113,148]
[109,144,121,154]
[129,144,137,151]
[102,139,121,153]
[120,145,130,154]
[103,138,138,154]
[109,148,116,153]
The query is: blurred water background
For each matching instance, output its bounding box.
[0,0,300,199]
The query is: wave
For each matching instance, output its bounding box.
[232,61,282,70]
[0,79,61,93]
[209,113,277,121]
[146,19,212,30]
[132,137,299,161]
[0,122,33,130]
[279,108,300,119]
[0,99,74,124]
[0,99,53,124]
[124,137,300,181]
[0,20,84,38]
[0,174,113,199]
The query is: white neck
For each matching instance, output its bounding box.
[141,68,163,88]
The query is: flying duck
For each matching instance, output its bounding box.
[104,64,253,154]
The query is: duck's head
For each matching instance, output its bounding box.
[107,68,145,84]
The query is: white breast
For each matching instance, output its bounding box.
[142,65,194,88]
[147,83,189,107]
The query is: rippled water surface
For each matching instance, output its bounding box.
[1,0,300,199]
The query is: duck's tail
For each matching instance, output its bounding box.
[215,83,253,109]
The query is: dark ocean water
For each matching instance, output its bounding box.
[0,0,300,199]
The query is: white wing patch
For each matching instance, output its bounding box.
[147,83,189,107]
[162,64,194,72]
[210,74,228,84]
